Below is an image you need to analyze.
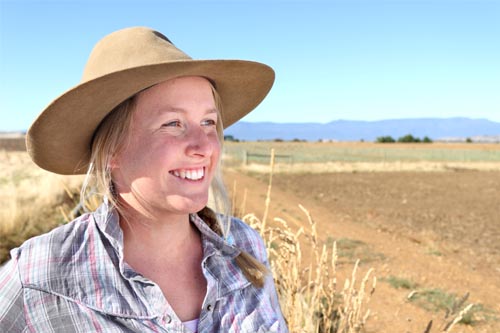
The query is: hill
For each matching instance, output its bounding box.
[224,117,500,142]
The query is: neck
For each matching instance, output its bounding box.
[118,204,207,323]
[118,203,198,260]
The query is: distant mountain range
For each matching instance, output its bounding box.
[225,118,500,142]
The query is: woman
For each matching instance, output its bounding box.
[0,27,287,332]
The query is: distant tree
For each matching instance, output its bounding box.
[422,136,433,143]
[273,138,284,142]
[378,134,432,143]
[466,137,473,143]
[398,134,419,143]
[376,136,396,143]
[224,135,239,142]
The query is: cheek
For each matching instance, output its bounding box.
[112,141,150,175]
[212,137,222,158]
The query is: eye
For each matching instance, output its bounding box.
[162,120,182,128]
[201,118,217,127]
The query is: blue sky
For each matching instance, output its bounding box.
[1,0,499,131]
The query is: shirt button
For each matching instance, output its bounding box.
[206,304,212,311]
[164,314,172,324]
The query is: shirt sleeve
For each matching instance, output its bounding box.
[0,257,27,332]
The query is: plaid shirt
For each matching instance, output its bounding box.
[0,202,287,332]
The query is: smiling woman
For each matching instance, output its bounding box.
[0,27,287,332]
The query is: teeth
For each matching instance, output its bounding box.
[171,168,204,180]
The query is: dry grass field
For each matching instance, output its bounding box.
[2,139,499,332]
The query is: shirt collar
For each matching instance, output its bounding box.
[94,201,249,300]
[93,200,241,260]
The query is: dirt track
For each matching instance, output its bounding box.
[224,168,500,333]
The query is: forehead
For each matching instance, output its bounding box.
[135,76,215,109]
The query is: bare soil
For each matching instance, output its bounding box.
[224,168,500,333]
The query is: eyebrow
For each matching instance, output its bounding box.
[158,107,218,115]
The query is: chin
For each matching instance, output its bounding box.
[170,196,209,214]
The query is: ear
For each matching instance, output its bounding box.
[108,154,120,170]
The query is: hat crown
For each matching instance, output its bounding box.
[82,27,191,82]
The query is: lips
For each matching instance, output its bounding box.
[169,167,205,180]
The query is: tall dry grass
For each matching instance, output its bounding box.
[236,149,375,332]
[0,150,83,263]
[245,208,375,332]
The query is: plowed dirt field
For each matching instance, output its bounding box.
[224,168,500,333]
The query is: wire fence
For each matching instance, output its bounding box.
[223,142,500,165]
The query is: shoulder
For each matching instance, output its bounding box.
[13,212,93,257]
[0,259,27,331]
[228,216,268,263]
[11,212,94,286]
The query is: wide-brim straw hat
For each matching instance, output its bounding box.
[27,26,275,175]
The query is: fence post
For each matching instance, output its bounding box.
[243,150,248,165]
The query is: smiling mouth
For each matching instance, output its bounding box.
[169,167,205,181]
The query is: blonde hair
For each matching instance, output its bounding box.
[81,81,268,287]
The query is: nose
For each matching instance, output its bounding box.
[185,125,215,158]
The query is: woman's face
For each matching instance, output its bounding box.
[111,76,221,218]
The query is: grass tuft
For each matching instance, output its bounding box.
[381,275,418,290]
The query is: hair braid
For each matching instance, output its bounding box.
[197,206,269,288]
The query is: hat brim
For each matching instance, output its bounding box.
[27,60,274,175]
